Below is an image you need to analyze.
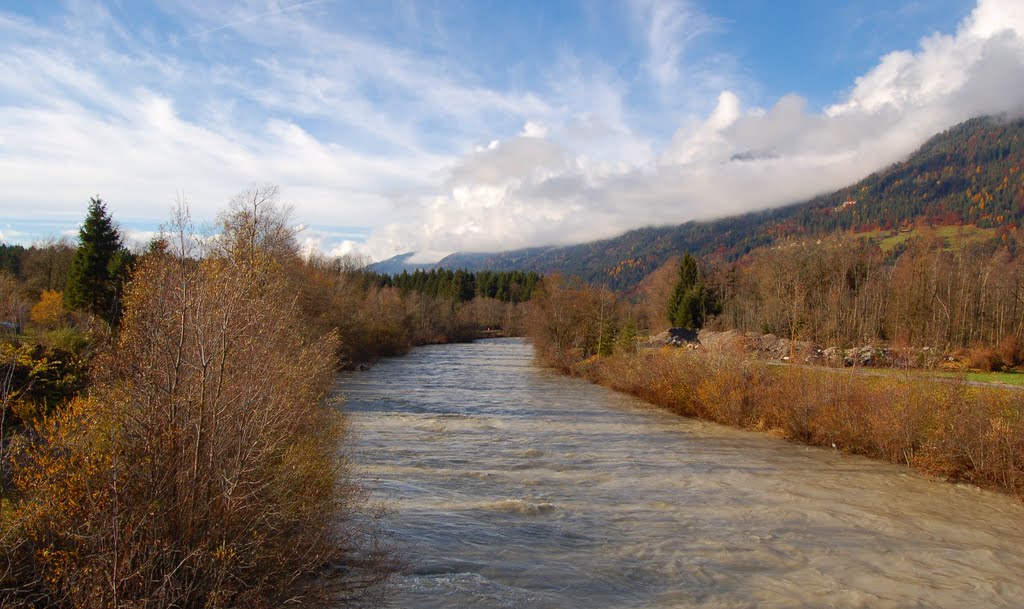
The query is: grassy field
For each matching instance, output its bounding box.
[931,369,1024,386]
[807,362,1024,387]
[857,224,1000,252]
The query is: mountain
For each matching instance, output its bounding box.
[438,213,782,290]
[436,115,1024,290]
[368,252,438,274]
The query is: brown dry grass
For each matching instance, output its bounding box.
[573,349,1024,498]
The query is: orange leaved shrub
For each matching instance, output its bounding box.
[2,196,390,608]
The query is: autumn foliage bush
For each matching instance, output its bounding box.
[2,197,389,608]
[966,344,1006,372]
[28,290,67,330]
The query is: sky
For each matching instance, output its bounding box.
[2,0,1024,261]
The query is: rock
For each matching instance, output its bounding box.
[644,328,700,348]
[643,331,672,348]
[698,329,743,352]
[668,328,700,343]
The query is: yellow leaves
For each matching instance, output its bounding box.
[0,343,60,420]
[212,542,238,564]
[30,289,67,330]
[4,195,369,607]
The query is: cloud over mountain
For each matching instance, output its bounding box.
[361,0,1024,261]
[1,1,1022,261]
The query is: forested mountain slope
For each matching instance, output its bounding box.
[436,116,1024,290]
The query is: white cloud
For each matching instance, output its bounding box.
[521,121,548,138]
[4,0,1024,262]
[633,0,716,90]
[0,226,34,245]
[357,0,1024,261]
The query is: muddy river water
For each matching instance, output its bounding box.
[336,338,1024,608]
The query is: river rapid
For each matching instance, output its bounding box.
[336,338,1024,609]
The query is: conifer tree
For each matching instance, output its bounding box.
[64,197,127,324]
[667,253,719,329]
[616,315,638,355]
[598,316,617,356]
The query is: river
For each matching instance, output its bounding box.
[336,338,1024,609]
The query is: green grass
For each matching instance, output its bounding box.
[862,224,1000,253]
[931,370,1024,386]
[862,365,1024,387]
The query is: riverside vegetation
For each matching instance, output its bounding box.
[527,237,1024,499]
[0,188,540,605]
[0,190,401,608]
[0,187,538,608]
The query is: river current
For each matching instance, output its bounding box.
[336,338,1024,609]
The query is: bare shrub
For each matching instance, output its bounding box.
[967,345,1005,372]
[3,205,390,607]
[571,346,1024,499]
[996,334,1024,367]
[695,354,755,427]
[927,386,1024,493]
[855,378,935,465]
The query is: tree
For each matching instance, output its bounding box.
[29,290,67,329]
[525,274,618,368]
[64,197,127,324]
[22,238,76,296]
[598,316,617,357]
[667,253,719,329]
[667,254,697,327]
[616,315,638,355]
[0,271,29,331]
[454,269,476,302]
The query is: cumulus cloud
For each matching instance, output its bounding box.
[4,0,1024,261]
[359,0,1024,261]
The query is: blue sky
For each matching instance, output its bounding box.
[2,0,1022,260]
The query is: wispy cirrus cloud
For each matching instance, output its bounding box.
[632,0,717,89]
[3,0,1021,265]
[356,0,1024,261]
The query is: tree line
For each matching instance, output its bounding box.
[360,268,540,304]
[528,227,1024,373]
[705,229,1024,367]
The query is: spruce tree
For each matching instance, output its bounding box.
[667,253,719,329]
[65,197,126,323]
[598,316,617,357]
[616,315,638,355]
[667,254,698,327]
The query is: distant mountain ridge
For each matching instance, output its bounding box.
[431,115,1024,290]
[368,252,437,274]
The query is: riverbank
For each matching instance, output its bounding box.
[648,327,1024,381]
[343,338,1024,609]
[560,347,1024,499]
